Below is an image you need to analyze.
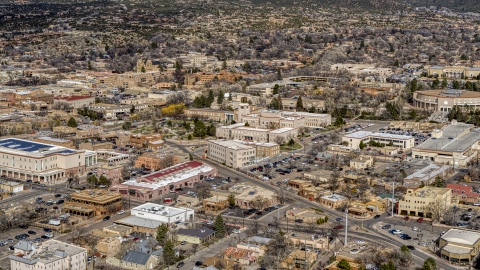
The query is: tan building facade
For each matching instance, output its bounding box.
[207,140,256,168]
[184,108,234,123]
[64,190,123,218]
[398,187,452,217]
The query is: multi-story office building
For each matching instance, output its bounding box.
[0,138,97,185]
[413,121,480,167]
[342,131,415,149]
[235,103,331,128]
[398,187,452,217]
[184,108,234,123]
[413,89,480,112]
[9,240,87,270]
[207,140,256,168]
[216,124,297,144]
[427,66,480,79]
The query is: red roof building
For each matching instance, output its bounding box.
[54,95,95,108]
[109,161,216,202]
[446,184,479,202]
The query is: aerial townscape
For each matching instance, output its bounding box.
[3,0,480,269]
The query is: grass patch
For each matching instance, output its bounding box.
[280,142,302,151]
[311,207,324,212]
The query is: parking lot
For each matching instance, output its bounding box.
[221,204,285,221]
[376,219,442,248]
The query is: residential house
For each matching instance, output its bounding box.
[223,247,257,265]
[118,250,159,270]
[177,227,215,244]
[446,184,480,203]
[349,155,373,169]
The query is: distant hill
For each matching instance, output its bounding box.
[246,0,479,13]
[403,0,480,13]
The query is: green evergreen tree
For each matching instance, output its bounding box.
[163,239,176,266]
[359,140,366,150]
[273,84,280,95]
[213,214,226,238]
[441,78,448,89]
[422,258,436,270]
[86,175,98,186]
[276,69,282,80]
[189,153,193,161]
[227,193,235,207]
[130,105,135,114]
[222,60,227,70]
[337,259,351,270]
[277,95,283,110]
[187,134,193,140]
[207,124,216,136]
[380,261,396,270]
[270,97,280,110]
[228,93,232,101]
[296,96,304,111]
[141,66,146,73]
[207,90,215,106]
[431,78,440,89]
[245,122,250,127]
[193,120,207,138]
[217,90,224,104]
[67,117,78,128]
[452,80,461,89]
[156,224,168,245]
[87,61,92,70]
[394,59,399,67]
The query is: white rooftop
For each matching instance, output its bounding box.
[344,131,413,140]
[209,140,255,150]
[132,203,192,217]
[269,127,295,134]
[441,229,480,246]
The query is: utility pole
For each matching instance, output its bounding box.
[391,181,395,217]
[344,209,348,246]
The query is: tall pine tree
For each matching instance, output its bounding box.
[213,214,226,238]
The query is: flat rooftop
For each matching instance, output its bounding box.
[116,216,163,229]
[70,189,122,203]
[404,187,450,199]
[0,138,77,155]
[269,127,295,134]
[415,123,479,152]
[208,140,255,150]
[132,202,192,217]
[343,131,413,140]
[404,164,450,181]
[442,228,480,246]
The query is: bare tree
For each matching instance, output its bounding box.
[273,136,285,145]
[196,182,212,200]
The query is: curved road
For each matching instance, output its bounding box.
[167,140,459,270]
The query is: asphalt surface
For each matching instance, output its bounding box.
[166,140,462,270]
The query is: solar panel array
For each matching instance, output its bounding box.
[0,138,53,152]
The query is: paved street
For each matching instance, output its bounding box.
[167,140,463,270]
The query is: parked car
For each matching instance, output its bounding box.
[180,241,187,245]
[382,224,391,229]
[374,215,381,219]
[404,216,409,221]
[406,245,415,250]
[44,228,52,232]
[336,217,343,222]
[176,262,185,268]
[103,216,110,221]
[334,225,344,229]
[27,230,36,235]
[195,261,203,266]
[417,218,423,223]
[117,210,125,215]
